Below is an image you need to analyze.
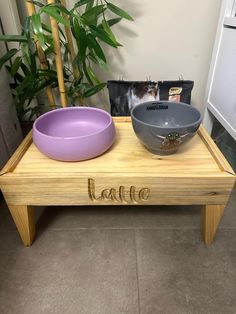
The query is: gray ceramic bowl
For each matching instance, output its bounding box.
[33,107,115,161]
[131,101,202,154]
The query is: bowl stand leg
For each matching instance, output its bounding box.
[201,204,225,245]
[7,204,35,246]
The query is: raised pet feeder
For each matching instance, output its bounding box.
[0,117,235,247]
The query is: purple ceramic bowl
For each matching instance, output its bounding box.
[33,107,116,161]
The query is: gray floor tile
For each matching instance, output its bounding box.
[135,229,236,314]
[0,229,139,314]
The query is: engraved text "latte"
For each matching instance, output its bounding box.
[88,178,150,203]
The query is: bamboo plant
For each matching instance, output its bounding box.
[0,0,133,120]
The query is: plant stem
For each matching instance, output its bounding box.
[47,0,68,107]
[25,0,56,109]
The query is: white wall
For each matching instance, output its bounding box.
[95,0,222,112]
[0,0,21,49]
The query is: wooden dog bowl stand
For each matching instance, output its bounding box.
[0,117,235,246]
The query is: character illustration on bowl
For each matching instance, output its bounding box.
[155,131,189,150]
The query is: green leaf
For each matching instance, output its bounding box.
[82,4,106,22]
[85,0,94,11]
[0,48,18,70]
[43,22,66,42]
[44,45,54,55]
[40,6,70,26]
[46,3,71,15]
[64,43,69,62]
[71,18,87,62]
[23,16,32,44]
[30,53,37,75]
[11,56,22,76]
[31,13,47,50]
[87,34,106,63]
[106,2,134,21]
[73,0,93,10]
[16,76,33,94]
[42,23,52,33]
[44,34,54,48]
[83,83,106,97]
[78,28,87,62]
[70,16,80,39]
[21,42,31,65]
[102,20,121,46]
[15,73,24,82]
[87,66,100,84]
[82,62,93,84]
[73,82,89,93]
[38,69,57,78]
[35,78,56,94]
[0,35,27,42]
[31,13,42,34]
[20,63,31,76]
[88,51,108,70]
[58,25,66,40]
[81,4,106,26]
[106,17,122,27]
[89,25,118,48]
[5,65,12,75]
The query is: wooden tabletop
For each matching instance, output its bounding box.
[4,118,234,179]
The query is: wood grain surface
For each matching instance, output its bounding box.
[8,205,35,246]
[0,130,32,176]
[11,123,234,177]
[202,204,226,245]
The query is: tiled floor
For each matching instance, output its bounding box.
[0,185,235,314]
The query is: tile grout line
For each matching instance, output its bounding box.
[133,229,141,314]
[1,226,236,237]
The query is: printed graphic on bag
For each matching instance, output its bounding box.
[107,80,194,116]
[168,87,182,102]
[158,80,194,105]
[107,81,159,116]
